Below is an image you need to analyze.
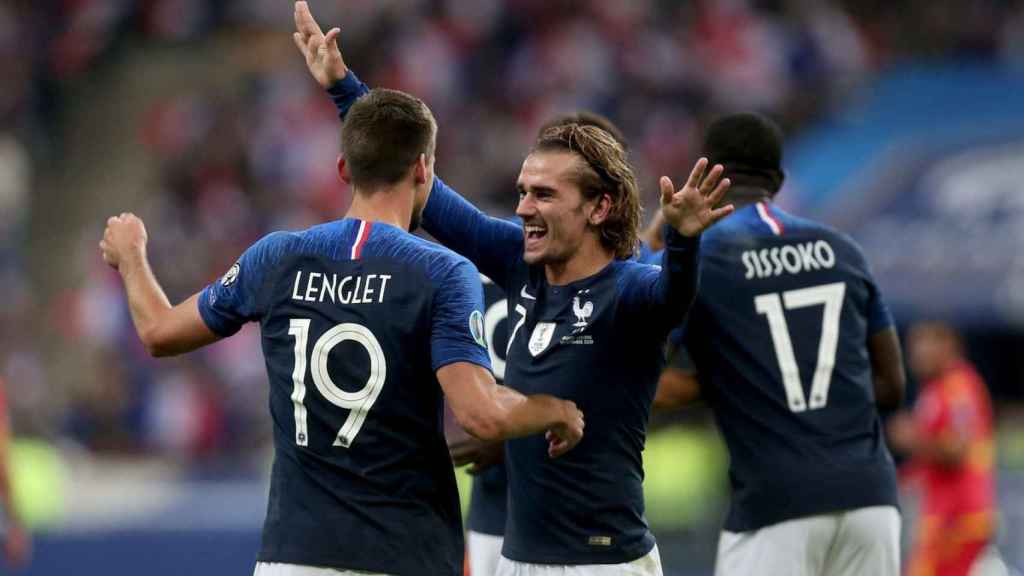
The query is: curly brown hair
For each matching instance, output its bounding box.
[533,123,641,259]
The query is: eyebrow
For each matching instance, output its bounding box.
[519,184,558,194]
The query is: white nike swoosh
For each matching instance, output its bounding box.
[520,286,536,300]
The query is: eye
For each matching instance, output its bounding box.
[517,188,526,199]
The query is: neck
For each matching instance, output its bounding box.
[724,185,774,210]
[346,185,415,230]
[544,236,613,285]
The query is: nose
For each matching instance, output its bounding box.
[516,192,535,218]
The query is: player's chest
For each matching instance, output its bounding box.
[503,275,619,380]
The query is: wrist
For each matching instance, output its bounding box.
[118,248,149,278]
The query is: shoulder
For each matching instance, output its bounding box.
[234,230,302,270]
[612,258,660,288]
[373,227,480,283]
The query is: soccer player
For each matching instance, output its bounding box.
[99,85,585,575]
[888,322,998,576]
[450,113,631,576]
[293,5,733,574]
[647,113,907,576]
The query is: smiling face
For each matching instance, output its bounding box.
[515,150,602,266]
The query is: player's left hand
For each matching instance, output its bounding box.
[99,212,148,271]
[661,157,734,237]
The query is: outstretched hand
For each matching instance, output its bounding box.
[661,158,734,237]
[292,1,348,88]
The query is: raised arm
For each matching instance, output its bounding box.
[293,1,522,286]
[100,214,220,357]
[624,159,733,332]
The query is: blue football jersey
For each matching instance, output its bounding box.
[466,275,511,537]
[198,219,491,575]
[676,202,898,532]
[422,178,700,565]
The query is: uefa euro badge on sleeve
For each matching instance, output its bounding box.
[222,262,241,286]
[528,322,557,357]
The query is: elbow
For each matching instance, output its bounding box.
[139,328,176,358]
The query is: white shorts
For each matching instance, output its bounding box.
[468,531,504,576]
[495,545,662,576]
[253,562,388,576]
[715,505,900,576]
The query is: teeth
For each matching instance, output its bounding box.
[525,225,546,233]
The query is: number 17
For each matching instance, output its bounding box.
[754,282,846,413]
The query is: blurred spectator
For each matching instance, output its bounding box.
[0,378,30,568]
[4,0,1020,466]
[888,323,1000,576]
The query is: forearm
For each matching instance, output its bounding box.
[491,386,567,439]
[421,178,522,286]
[912,436,968,467]
[119,253,174,349]
[327,70,370,120]
[641,210,666,253]
[653,227,701,324]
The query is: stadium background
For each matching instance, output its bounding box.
[2,0,1023,574]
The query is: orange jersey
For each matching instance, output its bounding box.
[912,361,995,518]
[907,362,995,576]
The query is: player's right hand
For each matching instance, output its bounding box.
[546,401,584,458]
[99,212,148,271]
[292,1,348,89]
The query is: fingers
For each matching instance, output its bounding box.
[324,27,341,52]
[685,157,709,190]
[294,1,324,38]
[699,164,725,196]
[706,176,731,206]
[292,32,309,58]
[659,176,674,207]
[707,204,736,226]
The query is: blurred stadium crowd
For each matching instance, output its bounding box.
[2,0,1023,466]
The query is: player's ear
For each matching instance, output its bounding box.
[588,193,612,226]
[337,154,352,184]
[413,153,428,186]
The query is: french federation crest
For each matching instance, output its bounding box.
[572,289,593,333]
[528,322,557,357]
[221,262,240,287]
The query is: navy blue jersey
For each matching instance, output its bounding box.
[198,219,491,575]
[466,275,511,537]
[422,179,699,565]
[675,202,898,532]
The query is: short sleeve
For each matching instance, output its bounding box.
[848,236,894,334]
[430,258,493,373]
[865,274,894,334]
[198,232,287,337]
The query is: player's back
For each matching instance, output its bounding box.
[683,202,898,532]
[199,218,486,576]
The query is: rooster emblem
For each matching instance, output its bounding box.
[572,289,593,330]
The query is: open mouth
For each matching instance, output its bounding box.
[524,224,548,242]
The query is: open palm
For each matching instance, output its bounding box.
[292,1,348,89]
[661,158,734,237]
